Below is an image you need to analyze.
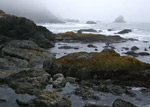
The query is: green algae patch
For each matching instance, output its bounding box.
[56,50,150,79]
[56,32,125,42]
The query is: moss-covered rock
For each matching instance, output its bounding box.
[56,32,125,43]
[56,49,150,81]
[29,91,71,107]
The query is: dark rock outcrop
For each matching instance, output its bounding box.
[124,51,150,57]
[114,15,126,23]
[84,103,108,107]
[86,21,97,24]
[87,44,97,48]
[56,32,126,43]
[0,10,55,48]
[116,29,132,34]
[58,46,79,50]
[77,29,97,34]
[113,99,137,107]
[131,46,139,51]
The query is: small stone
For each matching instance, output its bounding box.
[87,44,97,48]
[53,73,66,88]
[16,99,29,106]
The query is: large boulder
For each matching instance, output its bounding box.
[29,91,71,107]
[55,49,150,86]
[0,10,55,48]
[114,15,126,23]
[0,40,54,71]
[6,69,51,95]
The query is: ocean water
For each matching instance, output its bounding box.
[40,22,150,63]
[41,22,150,42]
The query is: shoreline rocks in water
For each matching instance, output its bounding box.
[77,29,97,34]
[116,29,132,34]
[56,32,127,43]
[86,21,97,24]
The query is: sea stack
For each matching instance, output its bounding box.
[114,15,126,23]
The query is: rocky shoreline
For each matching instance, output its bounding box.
[0,10,150,107]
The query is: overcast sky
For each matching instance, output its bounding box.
[46,0,150,22]
[0,0,150,22]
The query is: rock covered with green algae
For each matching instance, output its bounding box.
[56,32,125,43]
[55,49,150,86]
[29,91,71,107]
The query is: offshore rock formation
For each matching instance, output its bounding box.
[86,21,97,24]
[114,15,126,23]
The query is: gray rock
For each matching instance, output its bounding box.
[86,21,97,24]
[0,40,54,71]
[29,91,71,107]
[6,69,51,95]
[113,99,137,107]
[131,46,139,51]
[53,73,66,88]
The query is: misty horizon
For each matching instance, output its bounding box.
[0,0,150,23]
